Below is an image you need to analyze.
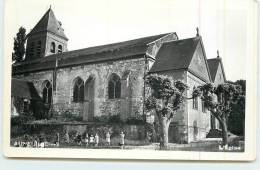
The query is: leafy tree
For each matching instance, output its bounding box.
[145,74,188,149]
[12,27,26,63]
[227,80,246,136]
[193,82,242,146]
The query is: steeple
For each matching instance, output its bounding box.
[27,7,68,40]
[25,8,68,60]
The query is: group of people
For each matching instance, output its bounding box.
[13,134,46,148]
[73,132,101,147]
[13,131,126,148]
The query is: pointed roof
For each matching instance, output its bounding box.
[149,37,200,73]
[207,57,226,82]
[28,8,68,40]
[149,36,212,82]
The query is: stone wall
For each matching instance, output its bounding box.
[14,57,146,121]
[187,72,211,143]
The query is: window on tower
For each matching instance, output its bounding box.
[50,42,56,53]
[29,42,35,58]
[58,45,62,53]
[36,41,41,57]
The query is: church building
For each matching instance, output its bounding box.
[12,8,226,143]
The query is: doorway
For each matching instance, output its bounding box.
[83,76,95,121]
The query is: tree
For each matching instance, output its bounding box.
[193,83,242,146]
[145,74,188,149]
[12,27,26,63]
[227,80,246,136]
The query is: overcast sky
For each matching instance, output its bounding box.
[6,0,254,81]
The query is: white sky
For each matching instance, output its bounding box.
[6,0,254,81]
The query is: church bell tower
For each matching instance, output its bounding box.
[25,7,68,60]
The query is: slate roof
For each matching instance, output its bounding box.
[207,57,226,81]
[13,32,175,74]
[149,37,200,73]
[207,58,219,81]
[27,8,68,40]
[11,78,41,100]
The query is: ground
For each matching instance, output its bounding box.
[11,135,244,152]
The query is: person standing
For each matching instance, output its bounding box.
[64,131,70,144]
[55,133,60,147]
[33,137,38,148]
[120,131,125,146]
[106,132,111,146]
[76,133,82,146]
[95,133,99,147]
[89,134,95,147]
[84,133,89,147]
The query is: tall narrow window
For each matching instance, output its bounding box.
[193,97,198,110]
[36,41,41,57]
[73,77,84,102]
[202,100,206,113]
[42,80,52,104]
[29,42,35,58]
[50,42,56,53]
[108,73,121,99]
[23,99,30,113]
[58,45,62,53]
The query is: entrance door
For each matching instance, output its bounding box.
[83,77,94,121]
[193,121,198,141]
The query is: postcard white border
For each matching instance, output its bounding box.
[2,0,257,161]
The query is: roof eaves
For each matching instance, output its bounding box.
[187,68,210,83]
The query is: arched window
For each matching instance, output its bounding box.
[73,77,84,102]
[42,80,52,104]
[50,42,56,53]
[58,45,63,53]
[36,41,41,57]
[108,73,121,99]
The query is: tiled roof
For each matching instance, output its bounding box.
[149,37,200,73]
[13,33,175,74]
[207,58,219,81]
[28,8,68,40]
[11,78,41,100]
[207,57,226,82]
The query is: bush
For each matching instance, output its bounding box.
[93,115,109,123]
[93,115,123,124]
[11,115,35,126]
[126,115,145,125]
[61,111,83,122]
[109,115,122,123]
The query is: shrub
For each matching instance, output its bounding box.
[61,110,82,122]
[126,115,145,125]
[11,115,35,126]
[93,115,123,124]
[93,115,109,123]
[109,115,122,123]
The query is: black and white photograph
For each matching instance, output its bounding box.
[3,0,257,160]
